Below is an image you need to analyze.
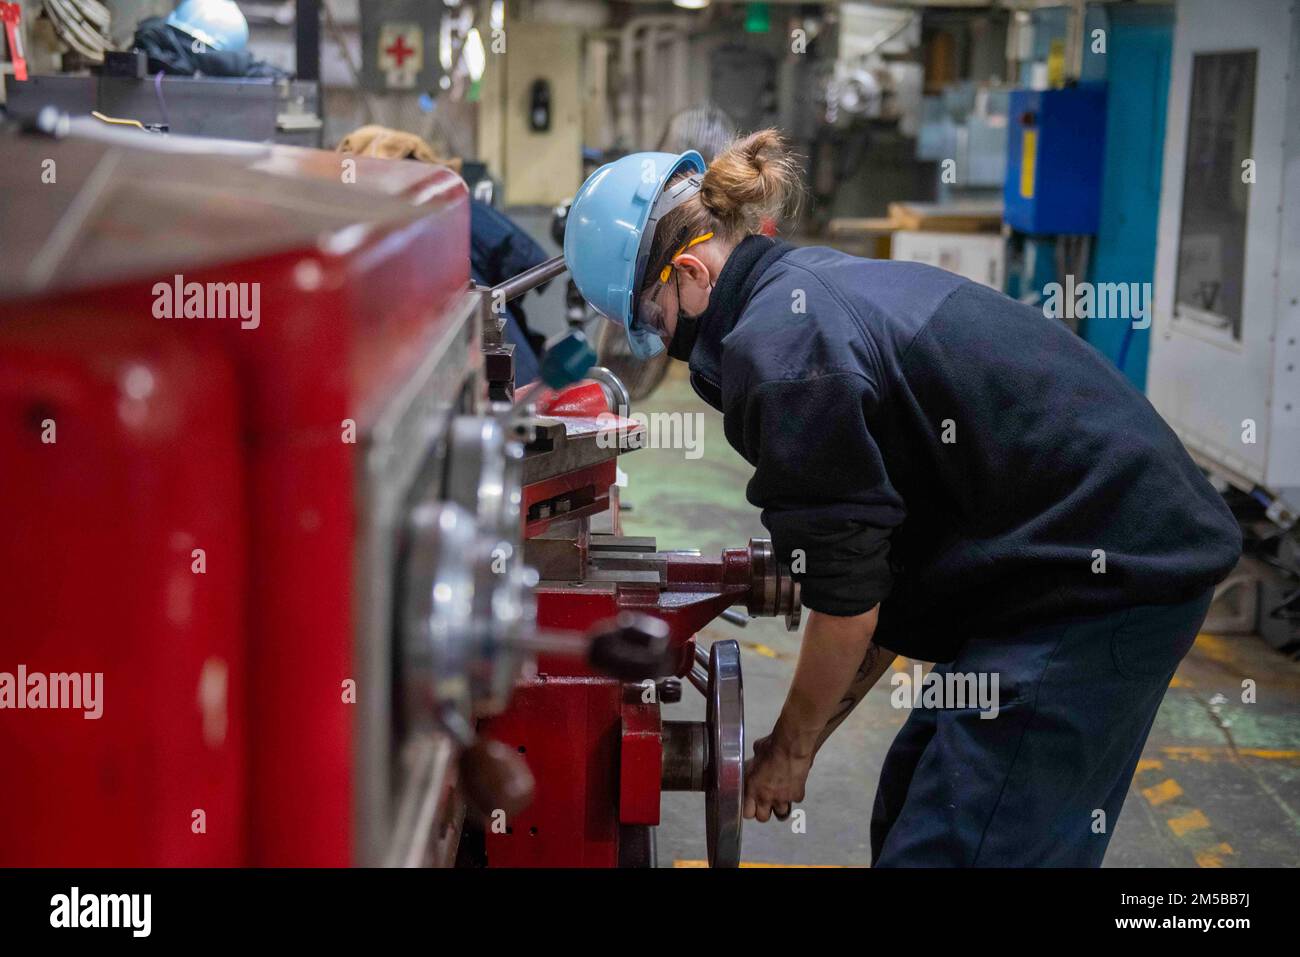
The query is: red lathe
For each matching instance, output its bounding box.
[0,122,800,868]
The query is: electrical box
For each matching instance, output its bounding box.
[1003,84,1107,234]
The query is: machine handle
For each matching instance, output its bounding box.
[687,664,709,695]
[586,612,676,680]
[490,254,568,304]
[458,738,535,824]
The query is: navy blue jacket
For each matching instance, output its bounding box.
[470,200,547,385]
[685,236,1241,662]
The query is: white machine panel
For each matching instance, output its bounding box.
[1149,0,1300,498]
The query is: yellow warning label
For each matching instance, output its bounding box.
[1048,39,1066,89]
[1019,129,1037,200]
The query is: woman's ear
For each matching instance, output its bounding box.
[672,253,711,288]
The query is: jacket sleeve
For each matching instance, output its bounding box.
[726,372,906,616]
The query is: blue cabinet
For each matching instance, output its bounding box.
[1004,84,1108,235]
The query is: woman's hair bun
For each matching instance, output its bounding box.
[698,129,801,233]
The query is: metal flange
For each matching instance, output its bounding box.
[442,415,531,715]
[744,538,802,631]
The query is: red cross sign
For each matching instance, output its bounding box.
[378,23,423,89]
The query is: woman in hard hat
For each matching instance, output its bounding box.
[563,130,1242,866]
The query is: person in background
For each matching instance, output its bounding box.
[135,0,288,78]
[337,125,549,384]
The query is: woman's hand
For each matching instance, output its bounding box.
[744,733,814,823]
[741,607,890,824]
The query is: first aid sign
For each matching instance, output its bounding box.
[379,23,423,89]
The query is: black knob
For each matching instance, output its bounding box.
[656,678,683,704]
[587,612,674,681]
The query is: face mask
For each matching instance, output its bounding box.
[665,271,712,362]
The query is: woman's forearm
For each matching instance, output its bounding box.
[771,607,888,758]
[813,639,897,753]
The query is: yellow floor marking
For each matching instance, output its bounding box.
[1136,762,1232,866]
[1141,778,1184,807]
[1160,746,1217,763]
[1169,675,1191,688]
[1162,746,1300,763]
[1193,842,1235,868]
[1167,808,1211,838]
[1191,634,1241,667]
[743,642,780,659]
[674,860,846,868]
[891,657,910,672]
[1240,748,1300,760]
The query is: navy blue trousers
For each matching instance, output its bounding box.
[871,588,1213,866]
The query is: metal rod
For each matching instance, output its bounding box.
[491,255,568,304]
[688,665,708,696]
[720,609,750,627]
[515,629,591,658]
[694,643,709,668]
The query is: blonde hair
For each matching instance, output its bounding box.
[642,129,801,295]
[336,125,463,173]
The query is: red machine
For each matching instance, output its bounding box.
[0,123,478,865]
[0,121,799,868]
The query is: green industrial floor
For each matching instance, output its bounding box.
[616,365,1300,868]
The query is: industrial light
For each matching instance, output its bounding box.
[439,19,454,71]
[673,0,711,10]
[464,27,486,82]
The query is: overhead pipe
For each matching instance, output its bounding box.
[618,16,692,148]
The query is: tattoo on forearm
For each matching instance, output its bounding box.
[817,644,886,748]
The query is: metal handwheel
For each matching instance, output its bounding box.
[704,639,744,868]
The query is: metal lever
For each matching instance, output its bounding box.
[489,254,567,304]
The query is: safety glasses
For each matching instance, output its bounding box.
[633,231,714,338]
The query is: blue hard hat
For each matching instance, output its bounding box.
[564,150,706,359]
[167,0,249,52]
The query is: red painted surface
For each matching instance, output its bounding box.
[522,460,617,538]
[0,140,470,865]
[619,685,663,827]
[526,379,613,418]
[480,677,623,867]
[0,333,245,865]
[1,4,27,81]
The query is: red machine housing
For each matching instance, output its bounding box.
[0,129,472,865]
